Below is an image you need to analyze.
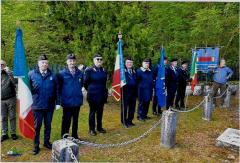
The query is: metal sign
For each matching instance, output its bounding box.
[192,47,220,73]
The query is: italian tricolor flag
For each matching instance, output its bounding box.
[13,28,35,139]
[111,39,126,101]
[190,50,198,91]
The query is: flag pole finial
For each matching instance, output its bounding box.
[16,20,21,27]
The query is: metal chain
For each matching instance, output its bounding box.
[51,150,59,162]
[66,145,78,162]
[66,118,162,148]
[212,87,229,99]
[172,87,229,113]
[170,97,205,113]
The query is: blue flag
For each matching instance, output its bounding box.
[13,28,28,77]
[155,47,166,107]
[117,39,126,87]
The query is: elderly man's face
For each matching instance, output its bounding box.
[1,63,6,70]
[142,62,149,69]
[171,61,177,67]
[67,59,76,69]
[93,57,103,67]
[38,60,49,71]
[220,59,226,67]
[182,63,188,70]
[164,60,168,66]
[125,60,133,69]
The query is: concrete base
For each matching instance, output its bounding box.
[216,128,240,152]
[160,110,177,148]
[52,139,79,162]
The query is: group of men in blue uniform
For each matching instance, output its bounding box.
[26,52,233,156]
[28,52,192,155]
[29,53,108,155]
[121,56,191,128]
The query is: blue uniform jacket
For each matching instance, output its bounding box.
[165,66,179,90]
[84,66,108,104]
[136,67,153,102]
[29,68,58,110]
[177,67,190,86]
[123,68,137,100]
[58,67,84,108]
[213,66,233,84]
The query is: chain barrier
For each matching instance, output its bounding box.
[66,145,78,162]
[212,87,229,99]
[51,149,59,162]
[170,97,206,113]
[63,118,162,149]
[173,86,229,113]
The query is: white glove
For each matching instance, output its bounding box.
[56,105,61,110]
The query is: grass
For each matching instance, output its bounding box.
[1,95,239,162]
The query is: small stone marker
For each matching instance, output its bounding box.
[193,85,202,96]
[52,139,79,162]
[160,110,177,148]
[216,128,240,151]
[202,95,213,121]
[223,89,231,108]
[186,86,193,96]
[229,84,238,95]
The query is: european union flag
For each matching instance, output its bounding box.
[155,47,166,107]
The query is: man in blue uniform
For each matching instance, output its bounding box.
[58,54,84,139]
[137,58,153,121]
[29,54,59,155]
[175,61,190,110]
[122,57,137,128]
[211,58,233,107]
[152,57,168,115]
[166,58,178,109]
[84,54,108,136]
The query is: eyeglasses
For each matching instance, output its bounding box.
[96,58,103,61]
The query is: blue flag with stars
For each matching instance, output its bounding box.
[155,47,166,107]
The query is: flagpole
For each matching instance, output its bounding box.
[118,31,125,126]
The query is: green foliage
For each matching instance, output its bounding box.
[1,2,239,79]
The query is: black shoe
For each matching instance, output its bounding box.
[1,135,9,142]
[138,117,145,122]
[145,116,151,120]
[128,122,135,126]
[11,134,18,140]
[72,135,81,140]
[158,109,162,114]
[89,130,97,136]
[43,142,52,149]
[32,146,40,155]
[97,128,106,133]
